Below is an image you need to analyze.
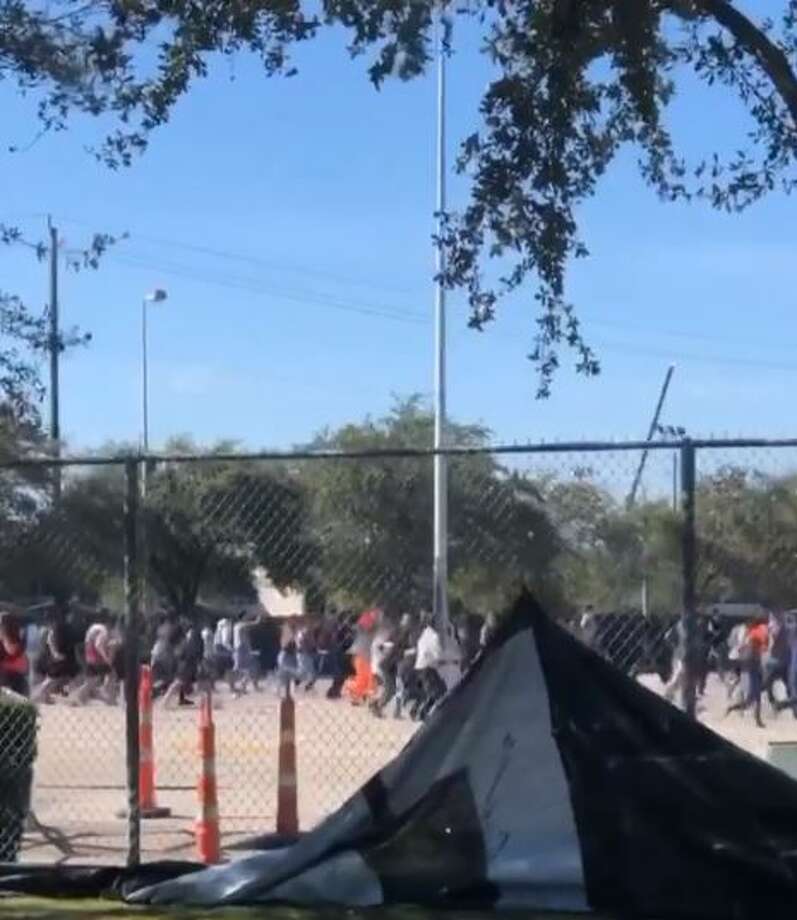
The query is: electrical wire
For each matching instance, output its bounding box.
[111,251,429,326]
[55,214,419,298]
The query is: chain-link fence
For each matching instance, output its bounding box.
[691,443,797,759]
[0,460,128,864]
[0,691,37,861]
[2,438,797,866]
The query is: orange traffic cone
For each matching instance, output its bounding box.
[139,665,170,819]
[196,691,220,864]
[276,687,299,839]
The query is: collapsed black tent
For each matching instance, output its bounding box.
[4,594,797,917]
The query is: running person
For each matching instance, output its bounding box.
[413,614,447,721]
[295,623,317,691]
[32,610,79,704]
[232,613,258,693]
[151,618,176,699]
[0,612,29,696]
[276,638,300,696]
[726,616,768,728]
[162,625,200,708]
[75,620,114,704]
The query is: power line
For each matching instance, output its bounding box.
[586,315,797,354]
[42,216,797,364]
[595,339,796,373]
[55,214,419,299]
[111,252,429,326]
[114,251,427,323]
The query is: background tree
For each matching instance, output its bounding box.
[539,473,681,616]
[0,412,55,599]
[695,466,797,608]
[0,438,314,616]
[302,396,562,613]
[143,449,313,617]
[2,1,795,393]
[0,459,124,605]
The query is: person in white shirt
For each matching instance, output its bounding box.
[415,620,442,671]
[201,625,214,662]
[295,624,317,690]
[726,620,748,701]
[150,631,174,697]
[437,620,463,692]
[231,613,259,693]
[214,617,233,654]
[413,614,447,721]
[75,621,114,705]
[213,617,238,692]
[480,613,498,649]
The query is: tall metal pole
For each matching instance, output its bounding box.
[139,290,165,621]
[48,217,61,501]
[432,19,449,630]
[680,439,697,718]
[123,458,142,866]
[141,299,149,456]
[627,363,676,507]
[140,299,150,621]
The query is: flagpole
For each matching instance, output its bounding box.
[433,18,449,630]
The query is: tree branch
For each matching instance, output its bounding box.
[692,0,797,126]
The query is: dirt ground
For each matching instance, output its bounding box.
[19,671,797,866]
[639,671,797,760]
[21,681,417,865]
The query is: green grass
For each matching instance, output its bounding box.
[0,898,211,920]
[0,899,340,920]
[0,899,591,920]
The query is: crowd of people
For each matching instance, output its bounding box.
[8,599,797,733]
[0,603,496,722]
[580,605,797,728]
[720,610,797,728]
[0,607,124,704]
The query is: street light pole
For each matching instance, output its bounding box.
[140,289,167,621]
[141,298,149,455]
[48,217,61,502]
[141,289,167,456]
[432,18,449,630]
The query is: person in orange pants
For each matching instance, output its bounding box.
[344,608,379,704]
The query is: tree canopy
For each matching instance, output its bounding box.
[3,1,796,394]
[3,399,796,621]
[301,397,562,613]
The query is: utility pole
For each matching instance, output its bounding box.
[48,216,61,501]
[627,364,675,508]
[432,18,449,631]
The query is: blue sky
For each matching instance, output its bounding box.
[1,11,795,455]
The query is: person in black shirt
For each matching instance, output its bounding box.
[325,615,354,700]
[162,621,200,708]
[32,610,79,704]
[456,613,481,671]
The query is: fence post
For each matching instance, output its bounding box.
[124,458,142,866]
[680,440,697,718]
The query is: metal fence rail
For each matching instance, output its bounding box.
[1,437,797,865]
